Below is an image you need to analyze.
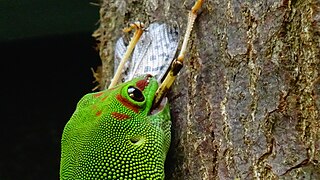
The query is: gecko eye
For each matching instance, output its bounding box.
[127,86,145,102]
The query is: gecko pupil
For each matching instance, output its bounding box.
[128,86,145,102]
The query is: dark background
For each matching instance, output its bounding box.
[0,1,100,179]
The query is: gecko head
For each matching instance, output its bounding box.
[115,74,169,117]
[124,74,171,154]
[115,74,171,146]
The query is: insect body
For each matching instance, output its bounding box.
[60,75,171,179]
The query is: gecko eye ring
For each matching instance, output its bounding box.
[128,86,145,102]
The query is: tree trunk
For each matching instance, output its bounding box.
[93,0,320,179]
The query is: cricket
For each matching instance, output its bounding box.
[109,0,204,108]
[60,0,204,179]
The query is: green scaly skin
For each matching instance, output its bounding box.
[60,75,171,179]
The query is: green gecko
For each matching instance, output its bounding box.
[60,75,171,179]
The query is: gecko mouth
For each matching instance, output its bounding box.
[150,97,167,115]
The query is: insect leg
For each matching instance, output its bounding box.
[108,22,145,89]
[152,0,204,108]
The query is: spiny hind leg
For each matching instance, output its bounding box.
[109,22,145,89]
[153,0,204,108]
[178,0,204,63]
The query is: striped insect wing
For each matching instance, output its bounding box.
[114,23,179,82]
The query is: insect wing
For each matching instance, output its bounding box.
[114,23,179,82]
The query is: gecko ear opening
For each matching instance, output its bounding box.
[130,136,145,145]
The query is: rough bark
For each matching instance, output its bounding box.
[93,0,320,179]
